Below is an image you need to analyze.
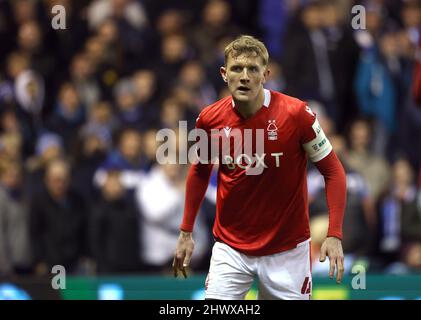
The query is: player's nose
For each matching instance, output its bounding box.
[240,69,250,81]
[240,71,250,82]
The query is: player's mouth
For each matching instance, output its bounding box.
[237,86,251,94]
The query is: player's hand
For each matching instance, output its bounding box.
[319,237,344,284]
[173,231,195,278]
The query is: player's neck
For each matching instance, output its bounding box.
[234,88,265,118]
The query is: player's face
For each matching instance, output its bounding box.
[221,53,269,104]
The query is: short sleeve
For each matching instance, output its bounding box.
[296,103,333,163]
[195,113,205,130]
[297,103,318,144]
[192,111,212,163]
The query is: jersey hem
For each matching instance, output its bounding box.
[214,236,311,257]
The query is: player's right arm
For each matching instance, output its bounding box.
[173,113,214,278]
[173,162,213,278]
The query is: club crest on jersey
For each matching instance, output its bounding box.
[267,120,278,141]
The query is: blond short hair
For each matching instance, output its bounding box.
[224,35,269,66]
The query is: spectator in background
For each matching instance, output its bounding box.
[79,101,116,150]
[258,0,288,60]
[94,128,145,189]
[14,70,45,129]
[90,170,142,274]
[177,60,217,113]
[114,78,145,130]
[160,97,186,131]
[132,69,161,128]
[151,8,188,61]
[377,158,421,270]
[346,118,391,203]
[87,0,148,31]
[132,70,159,103]
[141,0,204,25]
[83,35,119,102]
[11,0,40,28]
[72,102,114,201]
[353,1,385,51]
[6,50,29,78]
[321,0,360,131]
[46,82,86,153]
[43,0,89,67]
[70,53,101,111]
[156,9,186,38]
[171,84,203,126]
[72,130,109,203]
[0,132,22,165]
[4,52,43,153]
[155,34,192,92]
[83,35,106,71]
[0,160,32,275]
[308,135,376,258]
[400,1,421,49]
[190,0,241,64]
[25,132,64,200]
[284,1,336,121]
[16,20,56,92]
[398,160,421,269]
[106,128,144,171]
[354,31,404,157]
[136,163,209,273]
[0,109,21,137]
[30,158,89,275]
[90,0,154,72]
[96,19,126,73]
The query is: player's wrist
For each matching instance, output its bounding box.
[326,235,342,242]
[180,230,193,238]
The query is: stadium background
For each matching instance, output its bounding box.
[0,0,420,300]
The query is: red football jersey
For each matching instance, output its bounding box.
[189,89,332,256]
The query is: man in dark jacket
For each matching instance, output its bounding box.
[30,158,88,275]
[0,160,32,274]
[89,170,142,273]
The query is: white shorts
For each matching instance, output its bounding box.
[204,239,312,300]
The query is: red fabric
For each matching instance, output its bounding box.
[180,163,213,232]
[314,151,347,240]
[180,90,346,256]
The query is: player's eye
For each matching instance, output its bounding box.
[249,66,259,72]
[231,66,242,72]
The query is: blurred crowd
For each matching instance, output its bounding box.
[0,0,420,277]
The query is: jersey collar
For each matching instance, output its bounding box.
[231,88,271,108]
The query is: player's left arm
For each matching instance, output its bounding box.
[313,152,346,284]
[298,103,347,284]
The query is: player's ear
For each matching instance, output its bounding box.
[262,67,270,84]
[220,66,228,83]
